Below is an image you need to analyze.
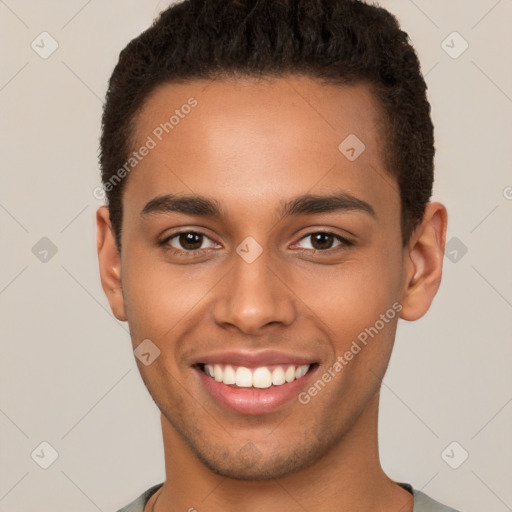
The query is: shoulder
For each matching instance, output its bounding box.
[114,483,164,512]
[412,487,462,512]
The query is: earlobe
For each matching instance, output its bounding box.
[96,206,127,321]
[400,202,448,321]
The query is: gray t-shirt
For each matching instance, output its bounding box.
[115,482,461,511]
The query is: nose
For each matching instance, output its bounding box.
[212,249,297,335]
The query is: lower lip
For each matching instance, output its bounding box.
[195,365,317,415]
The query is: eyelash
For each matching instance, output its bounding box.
[292,232,354,253]
[158,230,354,257]
[158,231,219,258]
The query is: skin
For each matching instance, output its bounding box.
[97,76,447,512]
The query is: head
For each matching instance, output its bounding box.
[97,0,447,481]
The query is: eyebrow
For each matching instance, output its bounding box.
[281,193,376,219]
[140,192,376,219]
[141,194,223,217]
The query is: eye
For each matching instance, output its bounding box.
[295,232,350,251]
[164,231,217,251]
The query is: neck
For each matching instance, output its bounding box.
[149,392,413,512]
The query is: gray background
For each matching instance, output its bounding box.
[1,0,511,511]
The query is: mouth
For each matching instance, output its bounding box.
[192,357,319,415]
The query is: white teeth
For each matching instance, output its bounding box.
[272,367,286,385]
[202,363,311,388]
[223,364,236,385]
[295,365,308,379]
[235,367,253,387]
[285,365,296,383]
[252,367,272,388]
[214,364,223,382]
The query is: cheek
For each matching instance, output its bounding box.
[290,252,402,337]
[121,246,218,341]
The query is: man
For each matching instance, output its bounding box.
[96,0,460,510]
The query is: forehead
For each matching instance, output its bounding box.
[124,76,399,224]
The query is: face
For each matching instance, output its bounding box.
[97,76,440,480]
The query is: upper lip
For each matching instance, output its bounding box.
[192,350,317,368]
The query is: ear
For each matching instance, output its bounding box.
[96,206,127,321]
[400,202,448,321]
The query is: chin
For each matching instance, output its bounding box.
[192,439,326,481]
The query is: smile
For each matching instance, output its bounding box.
[191,350,319,414]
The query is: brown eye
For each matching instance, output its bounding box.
[165,231,216,251]
[179,232,203,250]
[310,233,335,250]
[296,232,350,251]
